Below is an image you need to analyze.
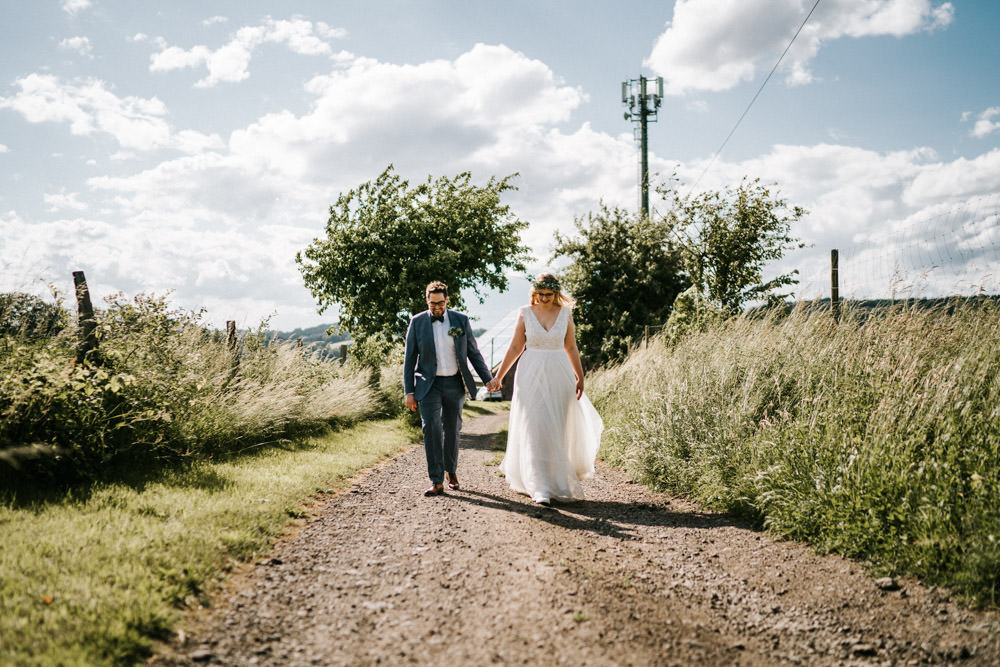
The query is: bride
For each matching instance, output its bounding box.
[485,274,603,506]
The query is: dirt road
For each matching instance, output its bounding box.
[156,412,999,665]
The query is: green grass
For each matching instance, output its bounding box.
[1,292,388,484]
[463,399,510,419]
[0,418,418,666]
[484,426,508,467]
[590,300,1000,608]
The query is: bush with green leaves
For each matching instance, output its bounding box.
[591,300,1000,607]
[552,203,688,365]
[297,164,531,366]
[0,291,68,339]
[1,292,378,484]
[657,176,807,313]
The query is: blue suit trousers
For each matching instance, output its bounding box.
[418,374,466,484]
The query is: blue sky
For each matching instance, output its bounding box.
[1,0,998,332]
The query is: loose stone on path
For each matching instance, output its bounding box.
[154,411,1000,666]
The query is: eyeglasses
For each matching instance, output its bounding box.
[428,299,447,306]
[535,292,555,299]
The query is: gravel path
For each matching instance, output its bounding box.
[155,412,1000,665]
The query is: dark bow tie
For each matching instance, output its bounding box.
[431,314,444,323]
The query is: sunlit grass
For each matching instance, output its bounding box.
[0,292,389,483]
[483,425,509,467]
[590,300,1000,608]
[0,418,418,665]
[463,399,510,419]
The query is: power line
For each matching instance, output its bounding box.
[688,0,823,195]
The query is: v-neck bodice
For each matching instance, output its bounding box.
[521,305,568,350]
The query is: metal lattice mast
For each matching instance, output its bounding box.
[622,76,663,218]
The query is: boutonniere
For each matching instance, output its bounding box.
[448,326,463,338]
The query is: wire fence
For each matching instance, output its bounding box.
[776,192,1000,303]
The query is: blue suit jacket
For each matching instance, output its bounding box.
[403,309,493,401]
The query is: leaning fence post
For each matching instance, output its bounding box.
[226,320,237,351]
[339,343,348,365]
[73,270,98,364]
[831,248,840,323]
[226,320,239,370]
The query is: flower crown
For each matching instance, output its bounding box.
[532,276,561,292]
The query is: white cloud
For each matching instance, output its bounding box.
[220,43,587,188]
[685,99,709,113]
[44,191,89,212]
[967,106,1000,138]
[905,148,1000,203]
[23,44,619,327]
[0,74,224,153]
[149,17,346,87]
[203,16,228,26]
[61,0,92,15]
[59,36,93,57]
[6,39,995,330]
[684,142,1000,301]
[0,144,8,153]
[646,0,955,94]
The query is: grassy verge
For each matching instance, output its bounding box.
[463,400,509,420]
[485,426,509,467]
[0,418,418,666]
[2,292,391,486]
[590,301,1000,608]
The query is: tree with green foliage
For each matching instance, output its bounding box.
[0,292,68,339]
[296,165,531,365]
[657,176,807,312]
[552,204,688,365]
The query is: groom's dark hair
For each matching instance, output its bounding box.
[425,281,448,298]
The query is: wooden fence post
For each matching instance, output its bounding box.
[831,249,840,323]
[226,320,237,352]
[72,270,98,364]
[339,343,348,365]
[226,320,239,371]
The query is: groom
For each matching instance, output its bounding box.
[404,281,493,497]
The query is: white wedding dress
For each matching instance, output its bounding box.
[500,305,603,503]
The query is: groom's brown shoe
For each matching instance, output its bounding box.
[445,471,460,490]
[424,483,445,497]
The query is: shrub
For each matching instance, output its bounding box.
[0,291,68,339]
[1,292,380,485]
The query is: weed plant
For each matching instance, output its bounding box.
[590,300,1000,607]
[1,292,378,484]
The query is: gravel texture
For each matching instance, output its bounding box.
[154,412,1000,666]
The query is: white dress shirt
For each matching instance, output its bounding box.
[432,311,459,376]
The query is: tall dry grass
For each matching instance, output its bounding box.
[590,301,1000,607]
[0,292,381,484]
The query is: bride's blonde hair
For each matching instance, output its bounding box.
[529,272,575,307]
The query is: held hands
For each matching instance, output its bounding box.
[485,377,501,392]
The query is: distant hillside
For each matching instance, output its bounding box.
[267,323,487,361]
[268,323,349,360]
[785,294,1000,314]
